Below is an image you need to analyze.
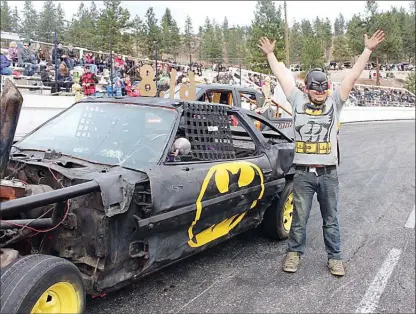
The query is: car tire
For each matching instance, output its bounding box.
[1,254,86,314]
[262,181,294,240]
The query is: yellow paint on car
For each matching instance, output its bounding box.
[188,161,264,248]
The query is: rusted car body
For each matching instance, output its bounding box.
[0,81,294,313]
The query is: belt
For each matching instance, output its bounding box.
[295,141,332,154]
[295,165,337,175]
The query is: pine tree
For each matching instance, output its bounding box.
[227,26,247,65]
[67,2,98,50]
[131,14,145,56]
[301,36,325,70]
[97,0,132,53]
[334,13,346,36]
[160,8,181,59]
[1,1,12,32]
[11,5,19,33]
[346,14,366,57]
[184,15,194,55]
[332,35,352,62]
[289,21,302,64]
[201,17,214,62]
[55,3,66,42]
[37,0,57,42]
[160,8,174,54]
[300,19,314,37]
[248,0,284,72]
[143,7,160,57]
[20,0,38,40]
[213,20,224,63]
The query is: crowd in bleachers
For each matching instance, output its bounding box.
[0,39,212,97]
[349,86,415,107]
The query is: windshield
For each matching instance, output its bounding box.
[163,85,202,99]
[16,102,177,169]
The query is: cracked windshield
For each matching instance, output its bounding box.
[16,102,177,168]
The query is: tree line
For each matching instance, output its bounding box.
[1,0,414,72]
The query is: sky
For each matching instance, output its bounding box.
[7,1,412,32]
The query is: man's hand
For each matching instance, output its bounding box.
[338,29,385,102]
[256,36,295,98]
[364,30,385,51]
[258,37,276,55]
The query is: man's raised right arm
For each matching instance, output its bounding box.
[258,37,295,99]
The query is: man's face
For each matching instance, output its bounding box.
[307,89,328,105]
[23,44,29,50]
[58,44,62,49]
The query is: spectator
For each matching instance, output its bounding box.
[113,77,124,96]
[84,52,97,74]
[18,41,35,76]
[8,41,18,66]
[125,56,134,73]
[95,51,105,74]
[127,64,141,82]
[66,44,78,70]
[176,71,187,85]
[0,53,12,75]
[114,54,125,77]
[52,43,65,65]
[37,47,48,66]
[158,70,170,92]
[125,75,140,97]
[80,65,98,96]
[40,63,54,87]
[57,62,73,92]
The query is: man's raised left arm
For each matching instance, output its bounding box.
[338,30,385,101]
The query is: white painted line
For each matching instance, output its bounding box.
[355,248,402,314]
[173,272,236,314]
[405,205,415,229]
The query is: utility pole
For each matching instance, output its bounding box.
[284,1,290,68]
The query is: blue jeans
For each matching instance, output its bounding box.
[287,168,342,260]
[23,63,35,76]
[65,58,74,70]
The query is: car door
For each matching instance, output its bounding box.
[142,103,278,265]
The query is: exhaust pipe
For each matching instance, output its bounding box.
[0,79,23,179]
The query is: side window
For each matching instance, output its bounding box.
[229,113,258,158]
[248,114,292,144]
[239,92,258,111]
[165,106,260,163]
[201,90,233,106]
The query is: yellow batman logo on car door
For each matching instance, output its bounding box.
[187,161,264,248]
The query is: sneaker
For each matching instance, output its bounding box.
[283,252,300,273]
[328,259,345,276]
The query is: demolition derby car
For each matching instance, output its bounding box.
[0,81,295,313]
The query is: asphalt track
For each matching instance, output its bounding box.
[88,120,415,314]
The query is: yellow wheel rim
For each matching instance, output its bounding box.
[283,192,294,232]
[31,282,81,314]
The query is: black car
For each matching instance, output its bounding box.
[1,92,295,313]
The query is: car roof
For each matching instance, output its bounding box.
[78,96,182,109]
[195,83,260,93]
[77,95,249,112]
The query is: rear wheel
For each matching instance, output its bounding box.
[1,254,85,314]
[262,181,294,240]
